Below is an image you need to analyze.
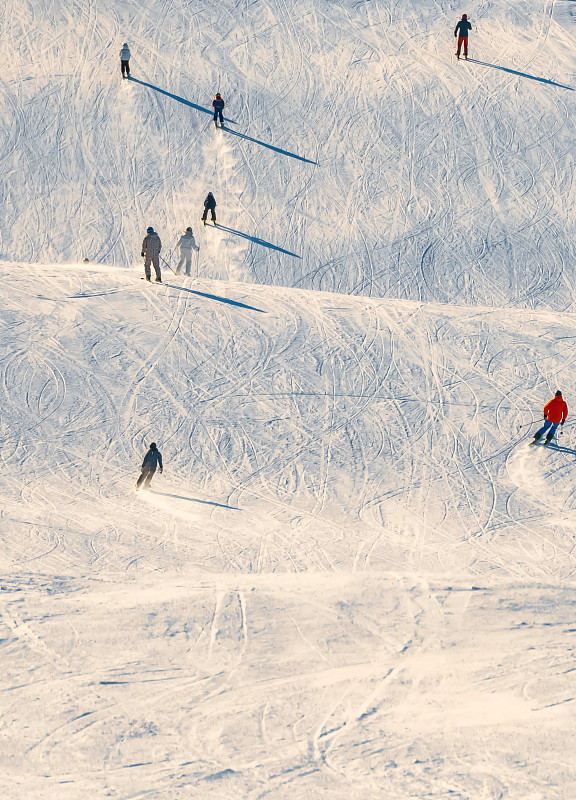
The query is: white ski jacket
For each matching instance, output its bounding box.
[177,232,199,252]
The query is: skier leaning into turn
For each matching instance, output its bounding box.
[454,14,472,59]
[533,391,568,444]
[141,226,162,282]
[136,442,163,490]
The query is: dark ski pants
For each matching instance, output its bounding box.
[535,419,559,441]
[456,36,468,57]
[144,254,161,280]
[213,110,224,126]
[202,208,216,223]
[136,466,156,490]
[121,60,130,78]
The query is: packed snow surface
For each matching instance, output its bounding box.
[1,0,576,797]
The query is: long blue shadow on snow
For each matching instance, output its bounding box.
[222,126,317,165]
[216,225,301,258]
[128,78,238,122]
[165,284,265,313]
[532,442,576,455]
[151,491,240,510]
[467,60,574,91]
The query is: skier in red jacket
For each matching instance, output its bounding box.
[533,391,568,444]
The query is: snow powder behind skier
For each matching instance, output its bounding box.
[454,14,472,59]
[176,227,200,275]
[202,192,217,226]
[212,93,225,128]
[141,226,162,282]
[120,43,131,78]
[533,391,568,444]
[136,442,163,490]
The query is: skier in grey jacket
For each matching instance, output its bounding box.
[120,43,131,78]
[141,227,162,282]
[136,442,163,490]
[176,227,200,275]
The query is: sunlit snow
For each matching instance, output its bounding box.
[1,0,575,797]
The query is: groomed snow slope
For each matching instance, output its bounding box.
[1,0,576,798]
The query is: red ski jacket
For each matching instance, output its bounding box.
[543,396,568,424]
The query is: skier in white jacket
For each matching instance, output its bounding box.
[120,43,131,78]
[176,227,200,275]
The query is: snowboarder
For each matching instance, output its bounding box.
[454,14,472,59]
[533,391,568,444]
[202,192,217,226]
[120,43,131,78]
[176,227,200,275]
[141,226,162,282]
[212,93,225,128]
[136,442,163,490]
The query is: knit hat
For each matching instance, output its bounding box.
[146,226,154,233]
[555,391,562,397]
[185,227,193,232]
[150,442,157,449]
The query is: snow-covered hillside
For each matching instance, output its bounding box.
[1,0,575,798]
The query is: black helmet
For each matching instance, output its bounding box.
[186,226,193,232]
[555,391,562,397]
[149,442,157,449]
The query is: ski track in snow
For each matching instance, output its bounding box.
[1,0,576,797]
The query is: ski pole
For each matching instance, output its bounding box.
[519,419,542,430]
[161,255,177,275]
[196,249,199,280]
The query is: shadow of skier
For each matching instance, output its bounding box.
[128,78,239,122]
[467,60,574,91]
[222,126,318,164]
[164,284,266,313]
[151,491,240,510]
[216,225,301,258]
[532,442,576,455]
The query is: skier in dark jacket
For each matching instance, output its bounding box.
[202,192,217,226]
[533,391,568,444]
[212,93,225,128]
[454,14,472,59]
[136,442,163,490]
[141,226,162,282]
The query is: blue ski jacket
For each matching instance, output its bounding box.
[204,193,216,210]
[142,447,163,471]
[212,97,225,113]
[455,18,472,37]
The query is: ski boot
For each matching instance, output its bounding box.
[545,434,554,445]
[533,432,541,442]
[145,275,151,282]
[155,277,162,283]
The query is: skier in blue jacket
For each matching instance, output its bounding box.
[136,442,163,490]
[454,14,472,59]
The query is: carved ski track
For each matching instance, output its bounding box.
[2,0,576,797]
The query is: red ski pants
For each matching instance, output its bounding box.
[456,36,468,57]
